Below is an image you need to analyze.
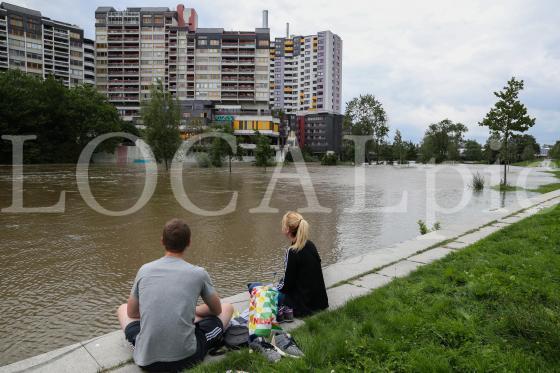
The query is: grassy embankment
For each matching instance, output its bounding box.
[491,169,560,194]
[511,160,542,167]
[194,203,560,372]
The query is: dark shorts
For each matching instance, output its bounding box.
[124,316,224,372]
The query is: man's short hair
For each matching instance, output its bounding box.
[162,219,191,253]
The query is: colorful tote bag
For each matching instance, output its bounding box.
[248,285,280,337]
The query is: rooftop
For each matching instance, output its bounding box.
[0,2,41,17]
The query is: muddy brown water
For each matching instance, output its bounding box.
[0,163,553,364]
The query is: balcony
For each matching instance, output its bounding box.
[238,93,255,100]
[221,59,238,65]
[238,85,254,91]
[238,59,255,65]
[108,79,139,84]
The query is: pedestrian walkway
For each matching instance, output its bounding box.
[2,189,559,373]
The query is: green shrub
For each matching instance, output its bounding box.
[195,152,211,168]
[418,220,441,234]
[471,172,485,191]
[417,220,429,235]
[321,153,338,166]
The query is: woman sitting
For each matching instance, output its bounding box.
[276,211,329,318]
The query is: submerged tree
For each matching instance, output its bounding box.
[419,119,467,163]
[393,129,406,164]
[141,81,182,170]
[479,77,535,185]
[462,139,483,162]
[254,133,275,170]
[344,94,389,164]
[0,70,126,164]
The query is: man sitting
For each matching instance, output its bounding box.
[117,218,233,372]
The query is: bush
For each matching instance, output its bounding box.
[418,220,441,235]
[417,220,429,235]
[195,152,211,168]
[471,172,485,191]
[321,153,338,166]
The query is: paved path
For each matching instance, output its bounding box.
[2,189,559,373]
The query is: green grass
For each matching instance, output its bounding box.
[491,184,523,192]
[492,171,560,194]
[511,160,541,167]
[528,171,560,194]
[194,205,560,372]
[529,183,560,194]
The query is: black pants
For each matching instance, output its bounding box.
[124,316,224,372]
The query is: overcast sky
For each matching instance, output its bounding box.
[13,0,560,144]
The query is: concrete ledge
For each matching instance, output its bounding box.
[323,250,403,287]
[326,284,371,309]
[444,241,470,250]
[0,343,100,373]
[351,273,392,290]
[82,331,132,371]
[377,260,422,278]
[407,247,453,264]
[109,364,142,373]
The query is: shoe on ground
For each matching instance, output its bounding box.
[277,306,294,323]
[249,337,282,363]
[271,332,304,358]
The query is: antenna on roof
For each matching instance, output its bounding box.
[262,10,268,28]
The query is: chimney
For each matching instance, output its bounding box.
[286,22,289,38]
[262,10,268,28]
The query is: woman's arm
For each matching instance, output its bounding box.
[277,249,298,293]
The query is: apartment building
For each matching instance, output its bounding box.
[296,112,344,154]
[0,2,92,87]
[270,30,342,115]
[83,38,95,84]
[95,9,268,111]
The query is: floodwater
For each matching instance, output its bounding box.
[0,163,555,364]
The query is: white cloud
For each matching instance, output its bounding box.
[15,0,560,144]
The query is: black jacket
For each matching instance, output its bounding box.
[277,240,329,317]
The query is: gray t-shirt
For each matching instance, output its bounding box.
[130,256,216,366]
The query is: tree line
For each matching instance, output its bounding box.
[342,78,549,185]
[0,70,137,164]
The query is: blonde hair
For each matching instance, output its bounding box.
[282,211,309,251]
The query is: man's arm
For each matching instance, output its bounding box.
[127,295,140,319]
[198,292,222,317]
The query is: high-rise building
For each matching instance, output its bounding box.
[83,38,96,85]
[94,4,280,147]
[270,30,342,115]
[94,6,271,119]
[0,2,93,87]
